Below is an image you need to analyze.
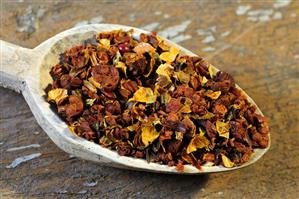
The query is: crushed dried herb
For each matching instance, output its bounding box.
[46,29,270,171]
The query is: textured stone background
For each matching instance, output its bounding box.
[0,0,299,198]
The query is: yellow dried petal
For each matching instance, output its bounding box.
[192,112,215,120]
[156,63,173,82]
[175,131,184,141]
[186,134,210,154]
[201,76,208,85]
[86,98,96,106]
[99,39,110,49]
[47,88,68,104]
[174,71,190,84]
[221,154,234,168]
[159,46,180,63]
[206,90,221,100]
[133,42,155,54]
[131,87,157,104]
[170,46,180,55]
[160,52,175,63]
[99,136,113,147]
[127,123,139,132]
[199,128,205,136]
[144,53,157,77]
[216,121,230,139]
[157,35,163,42]
[160,91,172,104]
[68,122,78,134]
[179,104,192,113]
[141,123,160,147]
[158,40,170,51]
[90,53,99,66]
[153,84,160,95]
[84,80,97,93]
[115,61,127,76]
[208,64,214,78]
[69,126,76,134]
[89,77,102,89]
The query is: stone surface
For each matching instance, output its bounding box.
[0,0,299,198]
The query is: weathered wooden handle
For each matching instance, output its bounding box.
[0,40,35,93]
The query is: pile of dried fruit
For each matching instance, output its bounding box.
[47,29,269,171]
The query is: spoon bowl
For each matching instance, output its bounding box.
[0,24,270,174]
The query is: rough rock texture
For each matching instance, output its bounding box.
[0,0,299,198]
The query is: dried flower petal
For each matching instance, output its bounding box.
[201,76,208,85]
[130,87,157,104]
[127,122,140,132]
[133,42,155,54]
[156,63,173,82]
[141,122,160,147]
[83,80,97,93]
[216,121,230,138]
[175,131,184,141]
[115,61,127,76]
[160,91,172,104]
[158,40,170,51]
[192,112,215,120]
[174,71,190,84]
[47,88,68,105]
[99,39,110,49]
[179,104,192,113]
[99,136,113,147]
[69,122,79,134]
[205,90,221,100]
[159,46,180,63]
[221,154,234,168]
[186,134,210,154]
[88,77,102,89]
[86,98,96,106]
[208,64,214,78]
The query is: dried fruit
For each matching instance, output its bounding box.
[46,29,270,171]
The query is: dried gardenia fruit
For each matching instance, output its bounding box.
[46,29,269,171]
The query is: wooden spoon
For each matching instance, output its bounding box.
[0,24,270,174]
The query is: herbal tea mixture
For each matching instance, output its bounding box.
[47,30,269,171]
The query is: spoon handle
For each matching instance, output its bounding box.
[0,40,35,93]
